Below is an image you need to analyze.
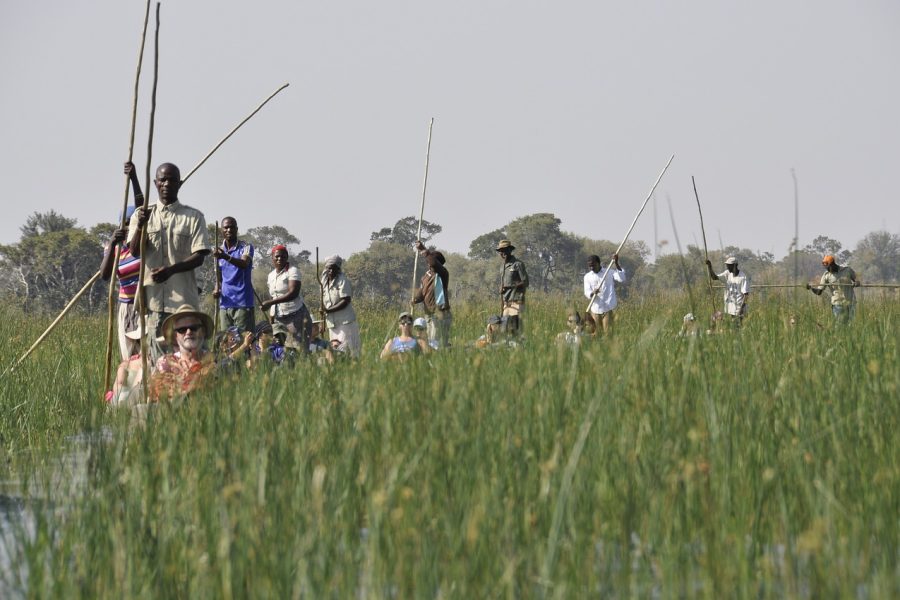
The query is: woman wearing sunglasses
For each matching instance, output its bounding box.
[380,312,432,360]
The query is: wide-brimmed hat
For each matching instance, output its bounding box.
[724,256,737,265]
[161,305,214,345]
[495,240,515,252]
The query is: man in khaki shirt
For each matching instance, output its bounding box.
[128,163,210,352]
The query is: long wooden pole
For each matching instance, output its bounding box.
[136,2,161,404]
[316,247,326,325]
[3,271,102,376]
[714,283,899,289]
[410,118,434,307]
[180,83,290,184]
[103,0,152,396]
[585,154,675,313]
[213,221,220,335]
[692,176,717,315]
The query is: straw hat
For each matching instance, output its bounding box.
[161,305,214,345]
[495,240,515,252]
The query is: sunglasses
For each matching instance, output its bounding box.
[174,323,203,334]
[399,318,413,325]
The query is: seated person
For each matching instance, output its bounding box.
[556,312,584,346]
[215,326,254,371]
[106,325,147,407]
[474,315,505,349]
[251,321,292,366]
[150,305,216,401]
[679,312,701,337]
[308,320,335,365]
[413,317,438,350]
[380,312,431,359]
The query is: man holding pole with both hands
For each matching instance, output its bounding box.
[584,253,627,335]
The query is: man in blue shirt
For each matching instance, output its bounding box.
[213,216,255,333]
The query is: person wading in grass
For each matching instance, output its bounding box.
[150,305,215,401]
[411,240,452,348]
[583,254,627,335]
[556,311,585,346]
[380,312,431,359]
[128,162,211,357]
[100,161,144,360]
[321,255,362,358]
[807,254,860,324]
[705,256,750,327]
[260,244,312,353]
[213,216,255,334]
[496,240,528,338]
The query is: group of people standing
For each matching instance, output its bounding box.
[100,161,862,402]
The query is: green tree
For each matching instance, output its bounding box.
[853,230,900,282]
[20,210,78,238]
[371,216,442,246]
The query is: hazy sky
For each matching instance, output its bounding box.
[2,0,898,262]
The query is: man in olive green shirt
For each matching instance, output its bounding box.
[128,163,211,352]
[496,239,528,338]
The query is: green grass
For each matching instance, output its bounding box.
[0,292,897,598]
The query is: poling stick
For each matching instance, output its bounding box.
[410,118,434,310]
[180,83,290,184]
[584,154,675,313]
[136,2,161,404]
[103,0,152,396]
[213,220,220,335]
[692,176,717,315]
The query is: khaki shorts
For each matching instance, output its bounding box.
[501,301,524,317]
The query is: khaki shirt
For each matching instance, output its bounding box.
[500,256,529,303]
[820,266,857,307]
[321,272,357,328]
[128,200,210,313]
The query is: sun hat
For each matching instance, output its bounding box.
[822,255,835,265]
[495,240,515,252]
[413,317,427,329]
[161,305,214,345]
[724,256,737,265]
[398,311,413,323]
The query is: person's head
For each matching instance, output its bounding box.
[162,305,212,354]
[398,311,414,335]
[154,163,182,205]
[311,320,323,339]
[324,255,343,278]
[413,317,427,339]
[222,217,238,245]
[495,240,515,260]
[724,256,738,274]
[587,255,601,273]
[822,255,838,272]
[566,311,582,332]
[486,315,503,341]
[216,326,242,353]
[271,245,289,270]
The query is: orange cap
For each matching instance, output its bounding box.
[822,255,835,265]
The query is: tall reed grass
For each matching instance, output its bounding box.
[0,291,896,597]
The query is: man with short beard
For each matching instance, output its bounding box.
[151,305,215,400]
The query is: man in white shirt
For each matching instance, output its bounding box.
[583,254,627,335]
[705,256,750,327]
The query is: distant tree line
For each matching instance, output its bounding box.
[1,210,897,314]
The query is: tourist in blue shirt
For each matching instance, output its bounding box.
[213,216,256,333]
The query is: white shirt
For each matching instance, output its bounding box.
[584,267,627,314]
[267,266,304,317]
[716,269,750,316]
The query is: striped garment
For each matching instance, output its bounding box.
[115,244,141,302]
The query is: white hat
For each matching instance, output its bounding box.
[724,256,737,265]
[413,317,427,329]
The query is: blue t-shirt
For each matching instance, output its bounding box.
[218,240,255,309]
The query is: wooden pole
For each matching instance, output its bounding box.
[692,176,717,315]
[410,118,434,308]
[4,271,102,376]
[585,154,675,313]
[316,247,326,325]
[136,2,161,404]
[714,283,899,289]
[103,0,152,396]
[213,220,220,335]
[180,83,290,184]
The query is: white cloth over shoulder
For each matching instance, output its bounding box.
[584,267,626,314]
